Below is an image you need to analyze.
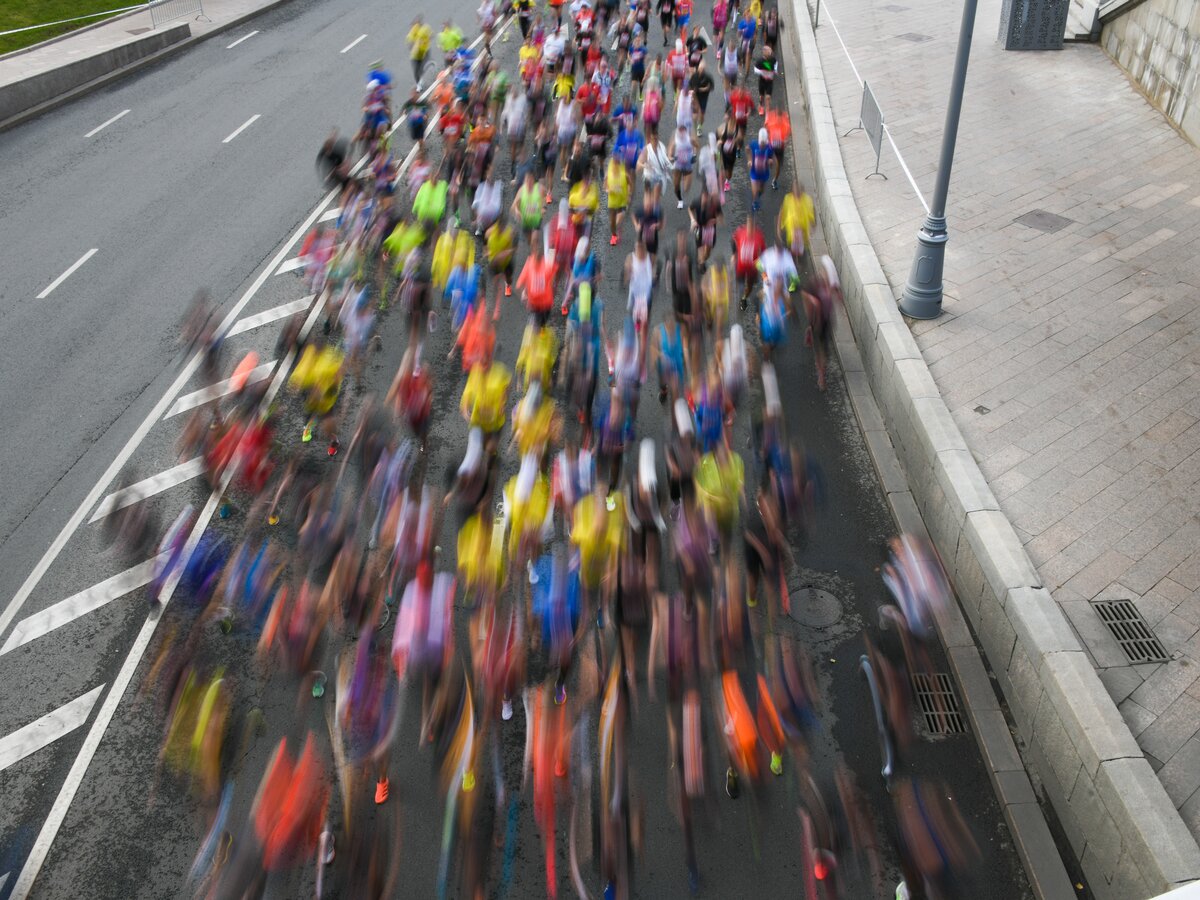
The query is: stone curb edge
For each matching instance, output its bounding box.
[778,0,1200,896]
[0,0,297,134]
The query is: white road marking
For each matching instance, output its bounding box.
[163,361,275,419]
[226,29,258,48]
[0,873,8,892]
[4,20,511,896]
[222,114,261,144]
[0,557,164,656]
[319,207,341,222]
[275,256,306,275]
[340,33,367,53]
[228,295,313,337]
[88,458,205,523]
[0,687,104,773]
[35,249,97,299]
[84,109,129,138]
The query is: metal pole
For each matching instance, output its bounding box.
[814,0,821,29]
[898,0,979,319]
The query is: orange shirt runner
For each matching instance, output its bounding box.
[517,255,557,314]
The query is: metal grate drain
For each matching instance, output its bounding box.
[911,673,966,735]
[1092,600,1169,663]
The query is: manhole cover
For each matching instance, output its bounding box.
[897,32,933,42]
[789,588,843,628]
[1013,209,1074,233]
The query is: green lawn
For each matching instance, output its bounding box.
[0,0,137,55]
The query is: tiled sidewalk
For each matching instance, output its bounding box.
[808,0,1200,840]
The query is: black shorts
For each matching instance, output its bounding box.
[660,12,673,28]
[759,77,775,96]
[744,535,776,582]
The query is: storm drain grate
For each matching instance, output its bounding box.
[911,673,966,735]
[897,31,933,42]
[1092,600,1169,663]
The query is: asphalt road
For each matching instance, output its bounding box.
[0,1,1034,898]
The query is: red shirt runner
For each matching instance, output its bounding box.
[518,256,558,313]
[733,225,765,277]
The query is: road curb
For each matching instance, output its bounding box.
[778,0,1200,897]
[0,0,298,134]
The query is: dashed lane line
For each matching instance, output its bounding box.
[0,557,164,656]
[275,256,306,275]
[88,458,206,523]
[226,30,258,49]
[163,360,276,419]
[35,249,97,299]
[84,110,129,138]
[227,296,314,337]
[340,34,367,53]
[0,687,104,773]
[222,114,261,144]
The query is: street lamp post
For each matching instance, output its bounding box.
[898,0,980,319]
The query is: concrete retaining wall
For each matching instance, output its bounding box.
[1102,0,1200,145]
[787,0,1200,895]
[0,23,190,123]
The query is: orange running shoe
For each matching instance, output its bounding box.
[375,776,389,804]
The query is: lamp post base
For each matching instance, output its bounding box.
[899,216,948,320]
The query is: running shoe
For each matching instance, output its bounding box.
[375,776,390,804]
[725,766,739,799]
[328,439,339,457]
[320,829,335,865]
[770,751,783,776]
[502,698,514,721]
[302,422,314,442]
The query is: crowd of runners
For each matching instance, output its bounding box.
[110,0,986,897]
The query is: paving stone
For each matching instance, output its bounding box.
[1157,736,1200,808]
[1154,613,1200,654]
[1119,698,1158,737]
[1129,658,1200,716]
[1137,694,1200,764]
[1098,666,1145,706]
